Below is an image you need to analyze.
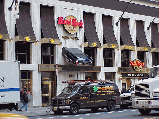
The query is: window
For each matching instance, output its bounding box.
[103,48,114,67]
[152,52,159,66]
[21,71,32,94]
[15,42,30,64]
[79,86,89,94]
[84,47,96,66]
[0,40,4,60]
[41,44,54,64]
[121,50,130,67]
[137,51,146,66]
[105,72,115,83]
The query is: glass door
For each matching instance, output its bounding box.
[41,81,52,106]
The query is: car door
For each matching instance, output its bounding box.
[78,86,90,108]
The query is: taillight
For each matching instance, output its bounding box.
[76,60,78,65]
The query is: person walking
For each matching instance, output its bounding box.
[19,90,28,111]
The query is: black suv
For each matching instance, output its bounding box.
[52,81,121,115]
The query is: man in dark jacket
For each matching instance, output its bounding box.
[19,90,28,111]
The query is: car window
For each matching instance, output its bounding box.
[79,86,89,94]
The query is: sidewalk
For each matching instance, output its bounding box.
[0,106,54,117]
[0,105,121,117]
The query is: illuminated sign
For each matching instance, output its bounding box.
[121,73,148,78]
[130,59,145,71]
[58,16,83,34]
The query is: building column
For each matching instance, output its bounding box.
[32,70,42,106]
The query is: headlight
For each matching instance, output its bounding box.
[153,92,159,97]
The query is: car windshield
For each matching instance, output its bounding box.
[75,54,89,60]
[61,86,79,94]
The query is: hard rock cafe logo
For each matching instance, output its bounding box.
[130,59,145,71]
[58,16,83,34]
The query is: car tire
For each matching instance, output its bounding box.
[54,110,63,115]
[138,109,151,115]
[91,107,99,112]
[107,101,115,111]
[69,103,79,115]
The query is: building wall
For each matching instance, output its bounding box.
[3,0,159,107]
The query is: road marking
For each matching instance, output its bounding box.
[85,114,90,115]
[107,112,113,113]
[131,109,136,111]
[48,117,54,118]
[75,115,79,116]
[95,113,100,114]
[62,116,69,117]
[123,110,128,111]
[118,111,124,112]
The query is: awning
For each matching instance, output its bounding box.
[41,5,59,44]
[102,15,118,49]
[136,20,150,51]
[16,2,35,42]
[84,13,101,47]
[151,23,159,52]
[120,18,134,50]
[0,1,9,40]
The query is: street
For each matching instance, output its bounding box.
[27,108,159,119]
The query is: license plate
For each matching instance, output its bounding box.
[54,107,57,111]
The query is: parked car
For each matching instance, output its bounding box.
[120,85,134,109]
[62,47,92,65]
[52,80,121,115]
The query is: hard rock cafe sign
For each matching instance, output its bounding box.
[58,16,83,34]
[130,59,145,72]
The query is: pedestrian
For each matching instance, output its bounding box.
[19,89,28,111]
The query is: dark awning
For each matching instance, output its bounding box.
[102,15,118,45]
[41,5,58,39]
[0,1,8,35]
[120,18,134,46]
[84,13,100,47]
[151,23,159,48]
[136,20,149,47]
[16,2,35,38]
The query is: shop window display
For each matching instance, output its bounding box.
[21,71,32,95]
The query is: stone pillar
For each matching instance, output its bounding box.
[32,70,42,106]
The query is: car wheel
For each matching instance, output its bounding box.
[107,101,115,111]
[91,107,99,112]
[54,110,63,115]
[138,109,151,115]
[70,103,79,115]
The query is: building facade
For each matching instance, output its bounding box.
[1,0,159,107]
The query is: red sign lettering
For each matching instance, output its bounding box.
[58,17,83,28]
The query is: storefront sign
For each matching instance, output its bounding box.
[130,59,145,72]
[58,16,83,34]
[121,73,148,78]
